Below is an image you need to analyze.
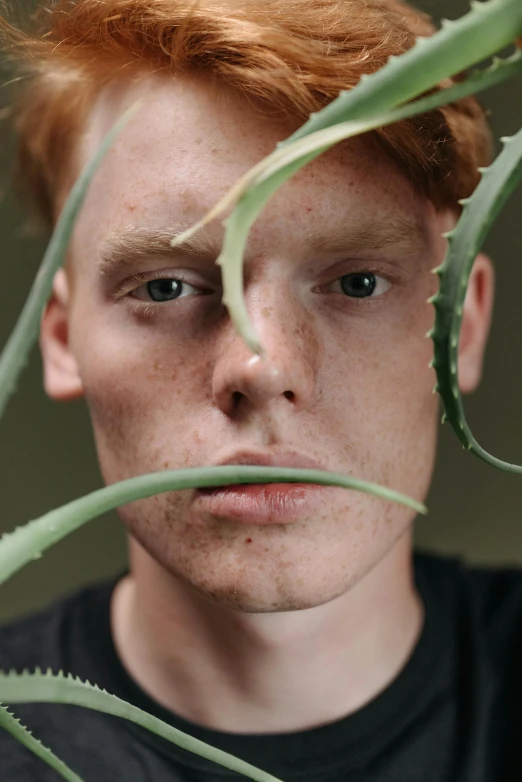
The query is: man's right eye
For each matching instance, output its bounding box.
[327,272,391,299]
[131,278,202,302]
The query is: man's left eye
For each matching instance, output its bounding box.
[131,278,201,302]
[335,272,391,298]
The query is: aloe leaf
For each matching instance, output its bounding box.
[217,157,319,352]
[202,51,522,352]
[0,465,426,587]
[259,52,522,182]
[0,671,285,782]
[430,128,522,472]
[0,101,140,422]
[171,0,522,353]
[173,3,522,253]
[286,0,522,143]
[0,703,83,781]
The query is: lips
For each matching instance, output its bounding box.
[215,449,326,472]
[193,449,332,524]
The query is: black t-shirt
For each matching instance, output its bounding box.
[0,550,521,782]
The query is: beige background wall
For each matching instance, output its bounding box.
[0,0,521,622]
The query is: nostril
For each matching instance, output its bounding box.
[283,390,295,401]
[232,391,243,407]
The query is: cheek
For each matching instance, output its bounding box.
[65,283,438,612]
[69,311,214,480]
[316,291,439,489]
[121,488,413,612]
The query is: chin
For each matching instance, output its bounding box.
[180,570,352,614]
[160,537,378,614]
[122,485,415,614]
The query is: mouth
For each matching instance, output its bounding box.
[193,449,332,524]
[195,483,327,524]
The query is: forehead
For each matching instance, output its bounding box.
[74,72,436,260]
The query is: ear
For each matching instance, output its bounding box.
[458,252,495,394]
[40,268,84,401]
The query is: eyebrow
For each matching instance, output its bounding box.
[97,225,219,275]
[306,214,428,254]
[96,214,428,275]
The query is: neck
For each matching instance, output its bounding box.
[111,532,423,733]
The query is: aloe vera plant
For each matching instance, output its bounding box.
[0,0,521,779]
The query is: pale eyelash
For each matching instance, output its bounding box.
[114,269,214,312]
[117,265,398,318]
[114,271,194,299]
[125,299,159,319]
[318,265,400,297]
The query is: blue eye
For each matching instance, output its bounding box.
[337,272,390,298]
[340,273,376,298]
[146,279,183,302]
[129,278,204,303]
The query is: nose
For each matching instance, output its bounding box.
[212,286,316,417]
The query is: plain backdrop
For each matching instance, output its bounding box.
[0,0,521,622]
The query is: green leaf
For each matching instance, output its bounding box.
[0,101,141,422]
[287,0,522,143]
[0,465,426,587]
[431,127,522,471]
[0,671,285,782]
[176,50,522,352]
[0,703,83,782]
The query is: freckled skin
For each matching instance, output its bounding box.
[52,73,465,613]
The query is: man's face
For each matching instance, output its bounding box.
[42,73,468,611]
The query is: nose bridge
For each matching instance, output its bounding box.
[212,278,317,415]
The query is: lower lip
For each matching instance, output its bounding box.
[194,483,328,524]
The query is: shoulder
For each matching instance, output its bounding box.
[0,575,119,674]
[0,601,63,673]
[415,548,522,602]
[0,576,141,782]
[414,549,522,646]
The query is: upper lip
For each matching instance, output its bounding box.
[215,449,326,472]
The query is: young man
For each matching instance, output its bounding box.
[0,0,518,780]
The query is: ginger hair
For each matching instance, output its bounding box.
[0,0,493,228]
